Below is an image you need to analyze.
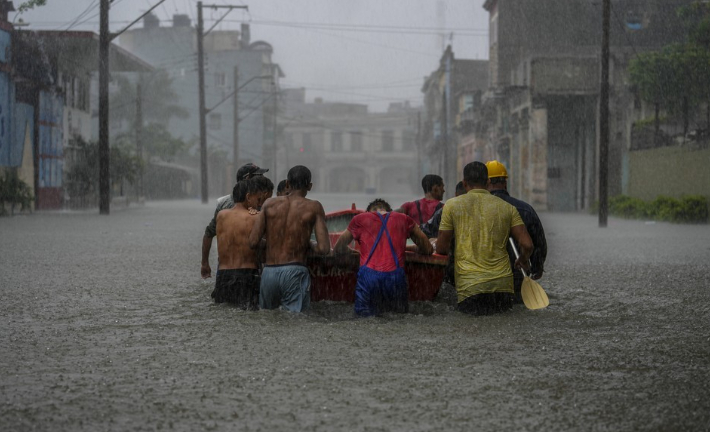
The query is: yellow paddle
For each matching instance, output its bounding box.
[509,238,549,310]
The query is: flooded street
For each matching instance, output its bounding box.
[1,198,709,431]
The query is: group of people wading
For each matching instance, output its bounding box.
[200,160,547,317]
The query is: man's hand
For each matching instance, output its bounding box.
[514,257,531,274]
[201,262,212,279]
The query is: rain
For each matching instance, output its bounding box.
[1,0,709,430]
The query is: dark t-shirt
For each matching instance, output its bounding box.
[347,212,416,272]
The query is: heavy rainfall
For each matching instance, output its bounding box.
[1,0,709,431]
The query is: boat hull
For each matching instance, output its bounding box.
[308,208,447,302]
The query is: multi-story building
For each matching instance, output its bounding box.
[119,15,283,197]
[421,48,488,195]
[279,89,421,194]
[480,0,694,211]
[1,16,150,210]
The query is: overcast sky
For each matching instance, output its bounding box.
[15,0,490,112]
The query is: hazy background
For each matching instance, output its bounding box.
[15,0,490,112]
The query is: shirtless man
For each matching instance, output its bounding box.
[212,176,274,308]
[248,165,330,312]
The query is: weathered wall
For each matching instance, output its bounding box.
[628,146,710,201]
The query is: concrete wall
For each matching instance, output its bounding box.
[628,146,710,201]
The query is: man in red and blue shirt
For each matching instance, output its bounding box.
[334,198,433,317]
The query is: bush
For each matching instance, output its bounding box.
[610,195,649,219]
[676,195,709,223]
[0,171,33,216]
[608,194,708,223]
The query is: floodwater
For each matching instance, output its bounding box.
[1,197,709,431]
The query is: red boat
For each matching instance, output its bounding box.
[307,205,449,302]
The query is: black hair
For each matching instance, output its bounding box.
[277,179,288,194]
[421,174,444,193]
[463,161,488,187]
[232,181,249,203]
[248,175,274,194]
[455,181,466,195]
[366,198,392,212]
[287,165,311,190]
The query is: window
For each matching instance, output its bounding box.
[463,94,474,111]
[301,132,312,152]
[331,131,343,152]
[402,131,414,151]
[209,113,222,130]
[381,130,394,152]
[350,131,362,152]
[214,72,226,87]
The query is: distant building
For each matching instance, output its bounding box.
[279,90,421,194]
[0,21,150,210]
[480,0,694,211]
[119,15,283,197]
[420,48,488,194]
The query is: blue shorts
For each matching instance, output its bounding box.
[259,263,311,312]
[355,266,408,317]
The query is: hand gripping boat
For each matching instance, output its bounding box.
[307,205,449,302]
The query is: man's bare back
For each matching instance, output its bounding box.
[216,205,260,270]
[249,191,330,265]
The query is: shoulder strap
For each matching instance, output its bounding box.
[435,201,444,212]
[376,212,400,268]
[415,200,423,224]
[363,213,389,268]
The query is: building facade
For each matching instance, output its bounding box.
[119,16,283,197]
[480,0,694,211]
[279,90,421,194]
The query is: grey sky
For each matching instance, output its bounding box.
[15,0,489,112]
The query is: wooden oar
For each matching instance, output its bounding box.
[508,238,549,310]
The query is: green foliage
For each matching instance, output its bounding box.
[111,71,188,127]
[607,195,708,224]
[115,123,189,163]
[17,0,47,13]
[609,195,649,219]
[0,171,33,216]
[629,2,710,128]
[65,137,142,207]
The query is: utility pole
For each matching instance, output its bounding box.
[416,111,422,185]
[232,67,240,182]
[272,84,278,177]
[97,0,167,214]
[599,0,610,227]
[136,82,144,199]
[99,0,110,214]
[197,3,248,204]
[197,2,208,203]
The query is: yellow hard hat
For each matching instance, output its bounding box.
[485,160,508,178]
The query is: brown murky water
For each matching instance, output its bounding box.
[1,198,709,431]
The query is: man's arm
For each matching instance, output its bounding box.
[248,203,267,249]
[510,224,533,273]
[410,225,434,255]
[435,229,454,255]
[201,235,213,278]
[528,213,547,280]
[333,229,354,255]
[311,202,331,255]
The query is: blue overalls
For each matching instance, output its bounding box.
[355,212,409,317]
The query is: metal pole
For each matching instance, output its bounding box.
[99,0,110,214]
[238,67,239,181]
[136,81,144,198]
[272,84,277,177]
[197,2,208,203]
[599,0,610,227]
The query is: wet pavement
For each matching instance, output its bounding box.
[1,198,709,431]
